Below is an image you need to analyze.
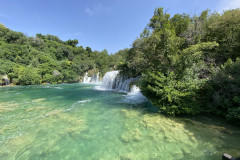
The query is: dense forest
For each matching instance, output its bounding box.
[118,8,240,122]
[1,8,240,122]
[0,24,124,85]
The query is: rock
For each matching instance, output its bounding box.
[120,128,143,143]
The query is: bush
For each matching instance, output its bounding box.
[12,78,19,85]
[201,59,240,121]
[43,74,55,83]
[18,68,41,85]
[140,71,201,115]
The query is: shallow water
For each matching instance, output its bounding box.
[0,83,239,160]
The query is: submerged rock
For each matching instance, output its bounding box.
[121,109,139,118]
[120,128,143,143]
[0,102,19,113]
[119,153,139,160]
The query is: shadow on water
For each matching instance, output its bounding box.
[140,113,239,159]
[174,115,240,159]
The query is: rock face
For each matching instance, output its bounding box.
[53,70,61,76]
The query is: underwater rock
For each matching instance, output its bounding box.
[119,153,139,160]
[44,109,63,117]
[25,106,46,112]
[0,106,14,113]
[121,109,139,118]
[56,113,87,137]
[0,102,19,113]
[120,128,143,143]
[0,133,35,159]
[32,98,45,102]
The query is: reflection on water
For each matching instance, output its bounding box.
[0,83,239,160]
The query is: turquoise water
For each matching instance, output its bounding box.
[0,83,239,160]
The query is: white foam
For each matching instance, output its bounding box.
[123,85,147,104]
[100,71,120,89]
[99,71,140,92]
[94,86,107,91]
[65,100,91,112]
[77,100,91,103]
[43,86,50,88]
[94,86,128,93]
[55,87,63,89]
[83,72,92,83]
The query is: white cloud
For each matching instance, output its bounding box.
[218,0,240,11]
[84,4,111,16]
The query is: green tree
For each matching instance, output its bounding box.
[66,39,78,47]
[18,67,41,85]
[170,13,190,36]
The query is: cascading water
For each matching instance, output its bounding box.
[100,71,120,89]
[100,71,139,92]
[91,72,100,83]
[96,72,99,82]
[83,72,100,83]
[100,71,147,104]
[123,85,147,104]
[2,75,10,85]
[4,78,10,85]
[114,76,140,92]
[83,72,91,83]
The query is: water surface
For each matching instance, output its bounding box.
[0,83,239,160]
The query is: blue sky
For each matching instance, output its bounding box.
[0,0,240,54]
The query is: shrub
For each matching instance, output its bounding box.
[18,68,41,85]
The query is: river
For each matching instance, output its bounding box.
[0,83,239,159]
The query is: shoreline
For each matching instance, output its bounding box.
[0,82,80,88]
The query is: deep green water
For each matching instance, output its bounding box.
[0,83,239,160]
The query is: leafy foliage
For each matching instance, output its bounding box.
[1,7,240,122]
[0,23,121,85]
[117,8,240,122]
[199,59,240,121]
[140,71,201,115]
[18,67,41,85]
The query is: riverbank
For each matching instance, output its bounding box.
[0,81,78,87]
[0,83,16,87]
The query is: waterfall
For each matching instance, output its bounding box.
[100,71,140,92]
[83,72,91,83]
[99,71,147,104]
[2,75,10,85]
[83,72,100,83]
[5,78,10,85]
[114,76,140,92]
[91,72,100,83]
[100,71,120,89]
[96,72,99,82]
[123,85,147,104]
